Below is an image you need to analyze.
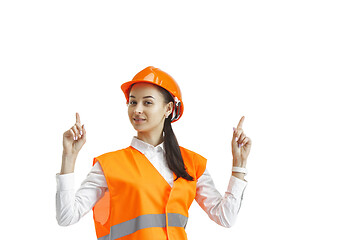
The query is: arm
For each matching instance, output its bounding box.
[195,116,251,227]
[195,169,247,228]
[57,112,101,226]
[56,161,108,226]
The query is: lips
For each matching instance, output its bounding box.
[133,117,146,123]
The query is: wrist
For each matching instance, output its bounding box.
[62,151,78,160]
[233,159,246,168]
[61,152,77,175]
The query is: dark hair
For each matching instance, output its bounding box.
[158,87,195,182]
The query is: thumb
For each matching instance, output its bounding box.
[82,124,86,134]
[81,124,86,140]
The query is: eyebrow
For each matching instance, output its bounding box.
[129,95,155,99]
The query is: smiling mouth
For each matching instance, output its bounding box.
[133,118,146,123]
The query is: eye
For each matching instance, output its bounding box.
[129,101,137,105]
[144,101,153,105]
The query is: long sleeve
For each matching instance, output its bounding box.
[195,168,247,228]
[56,162,108,226]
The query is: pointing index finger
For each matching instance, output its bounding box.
[237,116,245,129]
[76,112,81,124]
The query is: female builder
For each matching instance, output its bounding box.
[56,66,252,239]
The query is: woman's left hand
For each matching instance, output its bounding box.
[232,116,252,167]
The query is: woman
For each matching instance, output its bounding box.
[56,66,251,240]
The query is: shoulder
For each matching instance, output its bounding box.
[179,146,207,179]
[179,146,206,161]
[93,146,132,166]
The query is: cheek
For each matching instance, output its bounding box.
[147,107,164,120]
[128,107,134,118]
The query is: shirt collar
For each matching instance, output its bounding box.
[131,137,165,155]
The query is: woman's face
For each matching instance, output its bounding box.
[128,83,173,135]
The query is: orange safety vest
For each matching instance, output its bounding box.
[92,146,207,240]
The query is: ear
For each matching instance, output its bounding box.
[165,102,174,118]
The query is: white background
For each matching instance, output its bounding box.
[1,0,359,239]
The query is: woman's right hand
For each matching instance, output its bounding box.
[63,112,86,155]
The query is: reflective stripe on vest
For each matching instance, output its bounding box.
[98,213,188,240]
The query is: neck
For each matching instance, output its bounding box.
[137,131,164,147]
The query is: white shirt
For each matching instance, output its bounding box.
[56,137,247,228]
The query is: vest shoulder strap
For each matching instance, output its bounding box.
[179,146,207,180]
[92,146,133,166]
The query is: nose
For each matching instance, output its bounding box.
[134,104,143,114]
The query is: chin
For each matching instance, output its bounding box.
[132,124,147,133]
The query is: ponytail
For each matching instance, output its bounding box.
[159,87,194,182]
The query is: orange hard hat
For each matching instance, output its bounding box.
[121,66,184,123]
